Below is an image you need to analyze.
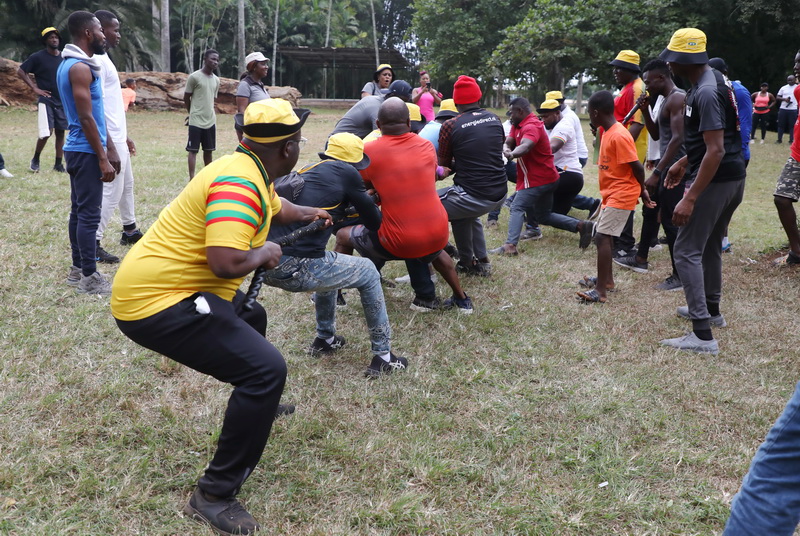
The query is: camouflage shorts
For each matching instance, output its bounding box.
[775,157,800,201]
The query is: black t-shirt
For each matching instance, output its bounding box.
[438,108,507,202]
[684,68,745,182]
[20,49,63,103]
[268,159,382,258]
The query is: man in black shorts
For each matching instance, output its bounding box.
[17,27,68,173]
[184,49,220,178]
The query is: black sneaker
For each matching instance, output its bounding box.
[410,295,441,313]
[182,487,260,535]
[520,227,542,241]
[310,291,347,308]
[29,159,40,173]
[364,352,408,378]
[613,254,649,274]
[96,245,120,264]
[119,229,144,245]
[443,293,474,315]
[578,220,595,249]
[53,163,66,173]
[309,334,346,355]
[275,403,295,417]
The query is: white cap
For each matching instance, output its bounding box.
[245,52,268,66]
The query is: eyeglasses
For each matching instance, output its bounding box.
[289,137,307,149]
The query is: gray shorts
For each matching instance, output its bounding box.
[774,157,800,201]
[350,225,440,263]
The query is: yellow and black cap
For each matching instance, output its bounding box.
[236,99,310,144]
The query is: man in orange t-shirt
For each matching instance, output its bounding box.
[121,78,136,111]
[577,91,652,303]
[336,97,473,313]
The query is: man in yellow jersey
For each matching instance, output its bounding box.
[111,99,330,536]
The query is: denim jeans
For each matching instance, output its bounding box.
[506,181,580,245]
[724,381,800,535]
[261,252,391,355]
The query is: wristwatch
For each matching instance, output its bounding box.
[653,168,663,178]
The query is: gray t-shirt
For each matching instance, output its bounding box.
[361,81,382,97]
[237,76,270,103]
[330,96,383,138]
[186,70,219,129]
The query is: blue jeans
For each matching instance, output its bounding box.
[261,252,391,355]
[724,381,800,535]
[506,181,580,245]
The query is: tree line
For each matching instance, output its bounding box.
[0,0,797,101]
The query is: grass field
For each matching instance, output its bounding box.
[0,105,798,535]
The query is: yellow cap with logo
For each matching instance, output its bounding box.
[538,99,561,112]
[545,91,563,101]
[660,28,709,64]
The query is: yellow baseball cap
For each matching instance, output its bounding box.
[238,98,310,144]
[406,102,428,132]
[320,132,370,170]
[545,91,564,101]
[538,99,561,112]
[436,98,458,120]
[374,63,395,82]
[41,27,60,42]
[609,50,641,73]
[660,28,709,64]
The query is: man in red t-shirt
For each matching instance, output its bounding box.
[336,97,473,313]
[490,98,594,256]
[772,54,800,266]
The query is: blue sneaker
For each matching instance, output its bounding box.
[443,294,473,315]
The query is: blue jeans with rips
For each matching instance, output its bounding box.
[261,251,391,355]
[723,381,800,535]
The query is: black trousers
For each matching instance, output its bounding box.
[778,108,798,142]
[637,176,686,274]
[116,290,287,497]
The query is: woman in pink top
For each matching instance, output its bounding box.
[751,82,776,143]
[411,71,442,122]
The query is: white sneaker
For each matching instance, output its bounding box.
[660,332,719,354]
[0,168,13,178]
[760,139,765,145]
[394,273,437,284]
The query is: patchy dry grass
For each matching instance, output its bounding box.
[0,105,798,535]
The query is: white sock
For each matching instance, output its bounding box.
[377,352,391,362]
[722,236,730,248]
[325,336,336,344]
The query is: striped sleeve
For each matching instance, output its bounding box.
[205,176,266,250]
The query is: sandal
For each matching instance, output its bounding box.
[577,276,616,292]
[576,289,606,303]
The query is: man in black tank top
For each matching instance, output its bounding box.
[615,59,686,291]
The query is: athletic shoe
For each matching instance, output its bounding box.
[613,254,649,274]
[520,227,543,241]
[486,219,499,229]
[456,259,491,277]
[443,294,473,315]
[119,229,144,245]
[309,334,346,355]
[659,332,719,355]
[0,168,13,178]
[722,242,732,253]
[589,198,602,220]
[29,159,40,172]
[96,245,120,264]
[489,245,517,256]
[183,487,260,536]
[760,139,765,144]
[613,248,633,259]
[578,220,595,249]
[676,305,726,328]
[654,274,682,291]
[773,251,800,266]
[364,352,408,378]
[53,163,66,173]
[275,403,296,417]
[77,272,112,295]
[410,296,441,313]
[394,273,437,284]
[66,265,81,287]
[380,275,397,288]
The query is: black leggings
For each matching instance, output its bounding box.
[116,290,287,498]
[752,112,769,140]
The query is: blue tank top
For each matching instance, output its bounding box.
[56,57,106,154]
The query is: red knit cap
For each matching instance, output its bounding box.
[453,75,482,105]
